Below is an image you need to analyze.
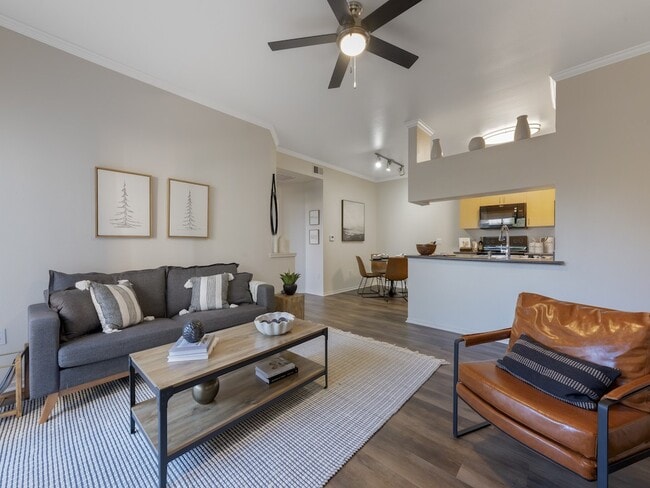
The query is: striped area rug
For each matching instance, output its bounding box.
[0,328,445,487]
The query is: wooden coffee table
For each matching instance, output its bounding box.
[129,320,328,488]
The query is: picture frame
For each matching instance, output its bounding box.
[341,200,365,242]
[96,167,152,237]
[168,178,210,238]
[309,209,320,225]
[309,229,319,245]
[459,237,472,250]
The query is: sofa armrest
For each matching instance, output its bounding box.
[28,303,61,399]
[461,328,512,347]
[256,284,275,311]
[602,374,650,402]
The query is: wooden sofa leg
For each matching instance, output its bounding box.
[39,393,59,424]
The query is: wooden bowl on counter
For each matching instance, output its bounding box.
[416,243,437,255]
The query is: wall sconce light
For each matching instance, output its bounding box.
[374,152,405,176]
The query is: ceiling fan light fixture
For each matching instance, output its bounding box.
[338,27,369,57]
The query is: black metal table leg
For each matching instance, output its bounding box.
[129,360,136,434]
[158,390,170,488]
[324,329,329,389]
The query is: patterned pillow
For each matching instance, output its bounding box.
[497,334,621,410]
[185,273,232,312]
[88,280,144,333]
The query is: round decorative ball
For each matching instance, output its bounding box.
[182,320,205,343]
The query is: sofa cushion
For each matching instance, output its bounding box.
[497,334,620,410]
[172,304,266,333]
[49,269,116,295]
[510,292,650,412]
[186,273,231,312]
[89,281,144,332]
[459,361,650,461]
[228,272,254,305]
[117,267,167,318]
[166,263,238,317]
[58,318,180,368]
[49,289,101,341]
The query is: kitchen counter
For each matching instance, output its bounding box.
[409,254,564,265]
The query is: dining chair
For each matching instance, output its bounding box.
[355,256,384,297]
[383,256,408,301]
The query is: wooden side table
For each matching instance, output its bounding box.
[274,293,305,319]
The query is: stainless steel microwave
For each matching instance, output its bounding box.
[479,203,527,229]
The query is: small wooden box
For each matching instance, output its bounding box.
[274,293,305,320]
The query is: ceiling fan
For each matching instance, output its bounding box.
[268,0,421,88]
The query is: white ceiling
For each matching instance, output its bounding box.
[2,1,650,181]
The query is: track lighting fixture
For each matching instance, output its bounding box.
[373,152,405,176]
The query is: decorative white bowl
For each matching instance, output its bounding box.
[254,312,295,336]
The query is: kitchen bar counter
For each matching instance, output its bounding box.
[408,254,565,265]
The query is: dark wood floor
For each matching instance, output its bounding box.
[304,291,649,488]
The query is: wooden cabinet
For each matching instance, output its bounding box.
[459,189,555,229]
[526,189,555,227]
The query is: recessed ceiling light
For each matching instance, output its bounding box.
[484,123,541,145]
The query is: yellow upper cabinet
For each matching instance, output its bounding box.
[526,189,555,227]
[459,189,555,229]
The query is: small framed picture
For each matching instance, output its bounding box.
[168,178,210,238]
[309,229,320,245]
[309,209,320,225]
[96,167,152,237]
[459,237,471,250]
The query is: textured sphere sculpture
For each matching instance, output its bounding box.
[182,319,205,343]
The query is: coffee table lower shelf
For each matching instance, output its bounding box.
[131,351,325,459]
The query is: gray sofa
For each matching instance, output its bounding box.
[28,262,274,422]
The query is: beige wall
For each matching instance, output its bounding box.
[408,51,650,313]
[0,27,283,353]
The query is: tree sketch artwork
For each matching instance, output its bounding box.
[342,200,365,242]
[168,178,209,238]
[96,167,151,237]
[110,181,141,229]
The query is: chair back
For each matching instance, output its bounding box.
[385,257,408,281]
[356,256,369,278]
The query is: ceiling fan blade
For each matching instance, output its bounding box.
[367,35,418,68]
[268,33,337,51]
[328,0,354,25]
[362,0,422,32]
[328,53,350,89]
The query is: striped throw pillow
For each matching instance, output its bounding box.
[89,280,144,333]
[497,334,621,410]
[185,273,232,312]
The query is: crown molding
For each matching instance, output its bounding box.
[405,119,434,137]
[0,15,280,146]
[277,147,377,182]
[552,41,650,81]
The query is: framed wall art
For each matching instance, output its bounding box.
[309,210,320,225]
[309,229,320,245]
[96,167,152,237]
[341,200,365,242]
[168,178,210,238]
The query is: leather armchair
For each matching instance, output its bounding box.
[453,293,650,488]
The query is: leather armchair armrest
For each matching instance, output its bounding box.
[602,374,650,402]
[461,328,511,347]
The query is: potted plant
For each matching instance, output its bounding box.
[280,270,300,296]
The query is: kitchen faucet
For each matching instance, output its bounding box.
[499,224,511,259]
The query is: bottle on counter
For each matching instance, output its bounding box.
[477,240,484,252]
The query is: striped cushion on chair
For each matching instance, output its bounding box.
[88,280,144,333]
[497,334,621,410]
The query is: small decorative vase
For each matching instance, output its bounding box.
[283,284,297,296]
[430,138,443,159]
[192,378,220,404]
[272,234,280,254]
[468,136,485,151]
[182,320,205,343]
[514,114,531,141]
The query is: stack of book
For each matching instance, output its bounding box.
[255,356,298,384]
[167,333,218,362]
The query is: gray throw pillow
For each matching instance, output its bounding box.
[228,272,254,305]
[49,289,101,341]
[89,281,144,333]
[186,273,231,312]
